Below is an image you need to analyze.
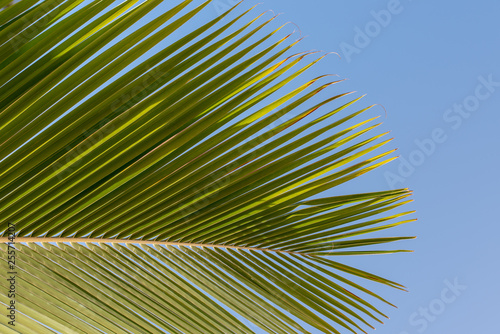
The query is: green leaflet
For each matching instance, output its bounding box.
[0,1,415,333]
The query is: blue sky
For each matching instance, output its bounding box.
[206,0,500,333]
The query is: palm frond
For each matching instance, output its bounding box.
[0,0,415,333]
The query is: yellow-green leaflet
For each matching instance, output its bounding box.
[0,1,415,333]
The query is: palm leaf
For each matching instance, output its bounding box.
[0,1,415,333]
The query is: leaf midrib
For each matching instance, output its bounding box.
[0,237,311,255]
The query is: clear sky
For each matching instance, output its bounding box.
[205,0,500,333]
